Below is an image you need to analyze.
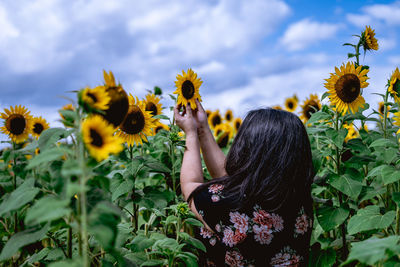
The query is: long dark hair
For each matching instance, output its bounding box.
[188,108,314,212]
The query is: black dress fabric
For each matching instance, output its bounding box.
[193,183,313,267]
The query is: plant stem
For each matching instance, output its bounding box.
[383,90,389,139]
[355,41,361,66]
[12,142,18,233]
[67,216,72,258]
[129,145,138,232]
[170,142,176,194]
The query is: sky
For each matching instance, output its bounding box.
[1,0,399,144]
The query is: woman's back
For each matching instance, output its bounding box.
[193,183,313,266]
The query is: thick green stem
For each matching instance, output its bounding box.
[383,90,389,139]
[12,142,18,233]
[170,142,176,194]
[129,145,138,232]
[67,219,72,258]
[355,41,361,66]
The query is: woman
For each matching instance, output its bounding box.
[174,100,314,266]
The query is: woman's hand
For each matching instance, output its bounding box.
[193,99,209,130]
[174,103,198,135]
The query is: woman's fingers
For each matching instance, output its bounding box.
[195,99,205,113]
[186,103,193,117]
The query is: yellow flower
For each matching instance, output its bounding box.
[284,95,298,112]
[117,95,156,146]
[208,110,222,130]
[0,105,33,144]
[144,93,163,119]
[233,117,242,134]
[80,86,111,111]
[394,112,400,133]
[59,104,75,119]
[378,101,390,118]
[100,70,129,127]
[272,105,282,110]
[363,25,379,51]
[324,62,369,114]
[206,109,212,118]
[388,67,400,104]
[300,94,321,122]
[214,123,233,148]
[81,115,123,162]
[153,122,169,134]
[224,109,233,122]
[174,68,202,109]
[31,116,50,139]
[344,123,359,142]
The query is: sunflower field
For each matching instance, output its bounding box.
[0,25,400,267]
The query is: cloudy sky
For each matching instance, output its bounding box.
[1,0,399,143]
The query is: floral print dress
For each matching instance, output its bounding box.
[193,184,313,267]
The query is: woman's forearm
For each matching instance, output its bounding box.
[180,131,203,200]
[198,125,227,178]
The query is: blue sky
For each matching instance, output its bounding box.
[1,0,399,143]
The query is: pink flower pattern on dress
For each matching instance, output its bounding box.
[222,228,236,247]
[294,207,312,237]
[233,229,247,244]
[252,209,284,232]
[209,237,217,246]
[208,184,224,194]
[215,223,221,232]
[229,212,249,234]
[253,224,273,245]
[225,250,245,267]
[270,246,302,267]
[200,227,213,239]
[211,195,220,202]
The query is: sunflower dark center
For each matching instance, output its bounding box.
[102,86,129,127]
[394,79,400,94]
[235,121,241,130]
[7,115,26,135]
[288,101,294,109]
[87,92,97,103]
[145,102,158,116]
[218,134,229,148]
[212,115,221,127]
[155,126,163,134]
[121,106,145,134]
[33,123,44,135]
[379,104,385,115]
[182,80,195,99]
[226,113,232,121]
[305,101,320,119]
[335,73,360,103]
[90,129,103,147]
[216,129,222,136]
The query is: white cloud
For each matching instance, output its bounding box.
[347,1,400,26]
[346,14,372,28]
[379,38,396,51]
[280,19,340,51]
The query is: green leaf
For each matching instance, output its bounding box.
[130,234,156,252]
[382,167,400,185]
[344,236,400,265]
[317,205,350,232]
[111,180,134,202]
[328,174,363,199]
[0,178,40,216]
[359,186,386,202]
[309,247,336,267]
[392,192,400,207]
[38,128,70,151]
[0,223,50,261]
[25,196,70,225]
[26,147,64,169]
[152,114,170,120]
[181,234,206,252]
[347,205,396,235]
[61,159,82,178]
[308,111,331,124]
[184,218,203,227]
[145,161,171,173]
[369,138,398,148]
[141,259,166,267]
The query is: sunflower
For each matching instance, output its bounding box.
[215,123,233,148]
[0,105,33,144]
[388,67,400,103]
[284,95,298,112]
[59,104,75,119]
[82,115,123,162]
[394,112,400,134]
[233,117,242,133]
[300,94,321,122]
[344,123,359,142]
[224,109,233,122]
[79,86,111,112]
[117,95,156,146]
[31,116,49,139]
[99,70,129,127]
[208,110,222,129]
[378,101,390,118]
[153,122,169,134]
[362,25,379,51]
[144,93,163,119]
[174,68,202,109]
[324,62,369,114]
[272,105,282,110]
[206,110,212,118]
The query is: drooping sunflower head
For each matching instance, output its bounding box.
[233,117,242,133]
[100,70,129,127]
[284,96,298,112]
[388,67,400,104]
[300,94,321,122]
[117,95,156,146]
[208,110,222,129]
[59,104,75,128]
[224,109,233,122]
[82,115,123,162]
[79,86,111,112]
[344,123,359,142]
[394,112,400,134]
[272,105,282,110]
[0,105,33,144]
[362,25,379,51]
[31,116,49,139]
[153,122,170,135]
[144,93,163,118]
[173,68,202,109]
[324,62,369,114]
[378,101,390,118]
[214,123,233,148]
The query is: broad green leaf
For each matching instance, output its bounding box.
[48,259,83,267]
[392,192,400,207]
[344,236,400,265]
[130,234,156,252]
[145,161,171,173]
[325,128,347,149]
[182,235,206,252]
[26,147,64,169]
[317,205,349,232]
[184,218,203,227]
[382,167,400,185]
[308,247,336,267]
[328,174,363,199]
[308,111,331,125]
[0,178,39,216]
[61,159,82,178]
[358,186,386,202]
[369,138,398,148]
[347,205,396,235]
[112,180,134,201]
[141,259,166,267]
[25,196,70,225]
[152,114,170,120]
[38,128,70,151]
[0,223,50,261]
